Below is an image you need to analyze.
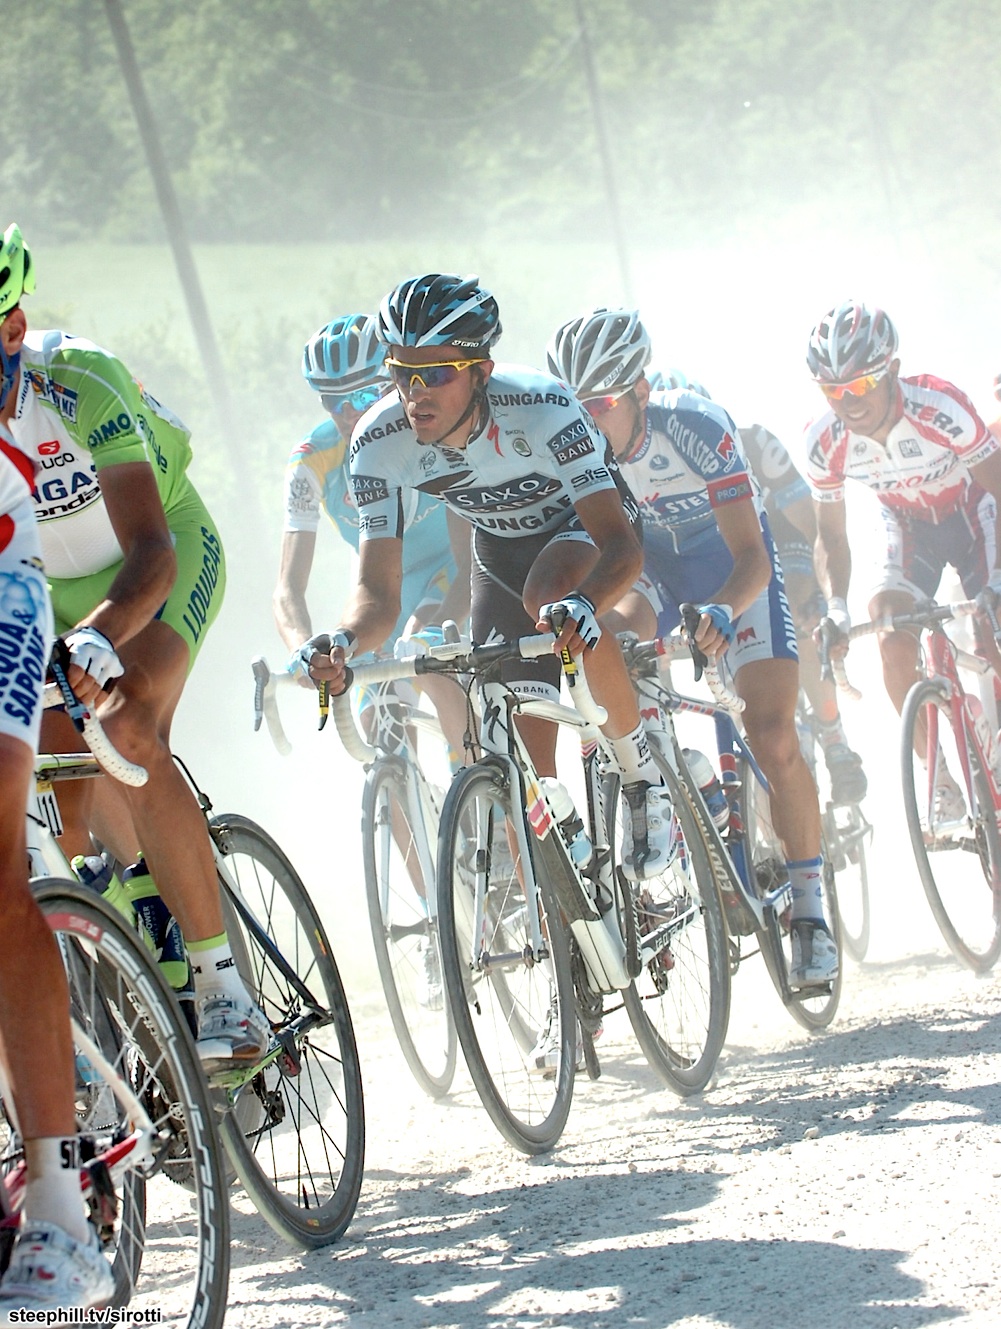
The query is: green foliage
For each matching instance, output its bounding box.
[7,0,999,261]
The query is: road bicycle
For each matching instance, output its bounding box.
[616,616,843,1034]
[254,657,456,1100]
[830,597,1001,972]
[41,674,366,1252]
[23,683,229,1328]
[325,627,733,1153]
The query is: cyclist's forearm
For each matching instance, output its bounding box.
[83,536,177,648]
[272,584,313,655]
[575,534,643,616]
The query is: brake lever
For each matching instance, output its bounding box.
[679,602,708,683]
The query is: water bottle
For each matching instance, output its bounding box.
[540,777,594,871]
[122,856,190,991]
[72,853,143,932]
[966,696,1001,785]
[684,749,730,829]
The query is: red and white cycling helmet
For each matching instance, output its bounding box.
[806,300,899,385]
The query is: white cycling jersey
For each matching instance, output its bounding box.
[805,374,997,521]
[348,364,625,541]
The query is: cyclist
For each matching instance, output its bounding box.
[806,300,1001,818]
[547,308,837,989]
[0,224,114,1310]
[305,273,677,889]
[738,421,867,806]
[275,312,470,661]
[2,226,269,1074]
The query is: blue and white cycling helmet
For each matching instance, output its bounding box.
[806,300,899,385]
[378,274,502,351]
[301,313,387,395]
[546,308,652,396]
[647,367,712,399]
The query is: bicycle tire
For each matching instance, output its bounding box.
[900,679,1001,972]
[824,801,871,963]
[606,757,732,1094]
[436,761,576,1154]
[738,762,843,1030]
[361,759,457,1098]
[32,878,229,1329]
[209,814,366,1247]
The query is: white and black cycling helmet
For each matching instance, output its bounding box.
[546,308,652,397]
[301,313,387,395]
[806,300,899,385]
[647,367,712,399]
[378,273,501,352]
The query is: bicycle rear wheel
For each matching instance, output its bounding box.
[436,761,575,1154]
[361,759,456,1097]
[32,878,229,1329]
[900,680,1001,971]
[606,757,731,1094]
[739,764,843,1030]
[209,814,365,1247]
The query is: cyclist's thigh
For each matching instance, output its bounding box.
[49,484,226,676]
[871,506,944,604]
[471,527,561,692]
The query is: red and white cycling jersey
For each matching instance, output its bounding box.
[805,374,997,522]
[0,420,37,531]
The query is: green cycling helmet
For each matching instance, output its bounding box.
[0,223,34,317]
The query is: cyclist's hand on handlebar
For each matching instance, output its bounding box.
[299,629,356,696]
[537,593,601,656]
[393,625,445,661]
[688,602,733,659]
[814,596,851,662]
[60,626,124,704]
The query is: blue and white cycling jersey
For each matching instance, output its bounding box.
[283,417,457,632]
[619,388,764,552]
[621,390,796,667]
[347,364,628,541]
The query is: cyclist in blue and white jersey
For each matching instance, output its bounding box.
[305,273,678,889]
[0,224,115,1312]
[274,313,468,662]
[547,308,837,989]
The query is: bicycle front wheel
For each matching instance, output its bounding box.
[900,680,1001,971]
[436,761,575,1154]
[606,759,731,1095]
[361,759,456,1097]
[32,878,229,1329]
[209,814,365,1247]
[739,764,843,1030]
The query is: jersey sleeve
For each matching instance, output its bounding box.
[910,374,998,468]
[63,350,160,472]
[349,441,407,542]
[540,397,619,500]
[740,424,811,511]
[672,400,755,509]
[282,437,324,534]
[804,415,846,504]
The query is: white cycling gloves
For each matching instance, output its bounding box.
[62,626,124,690]
[538,594,601,650]
[825,596,851,635]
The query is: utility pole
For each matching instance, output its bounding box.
[573,0,633,304]
[104,0,236,442]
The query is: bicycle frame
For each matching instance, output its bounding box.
[918,627,1001,816]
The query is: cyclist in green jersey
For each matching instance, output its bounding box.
[2,228,269,1076]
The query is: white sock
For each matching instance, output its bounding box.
[23,1137,90,1244]
[189,939,246,1001]
[608,723,660,784]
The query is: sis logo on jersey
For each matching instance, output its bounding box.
[25,370,78,423]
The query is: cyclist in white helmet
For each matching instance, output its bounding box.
[306,273,679,891]
[806,300,1001,818]
[548,307,838,990]
[0,223,115,1312]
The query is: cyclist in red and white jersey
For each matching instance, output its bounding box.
[0,225,115,1312]
[807,300,1001,815]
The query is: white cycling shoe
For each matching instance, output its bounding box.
[620,780,676,881]
[789,920,839,990]
[195,993,272,1076]
[0,1220,115,1315]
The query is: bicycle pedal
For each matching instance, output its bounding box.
[85,1158,118,1244]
